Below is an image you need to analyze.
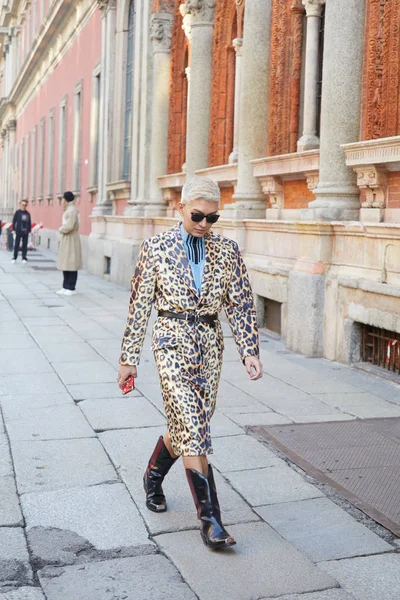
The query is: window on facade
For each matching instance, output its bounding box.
[123,0,135,180]
[38,117,45,198]
[72,82,83,191]
[19,139,24,200]
[47,108,55,197]
[58,97,68,194]
[25,133,30,200]
[31,126,37,201]
[90,69,101,187]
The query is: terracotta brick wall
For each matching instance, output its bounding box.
[220,186,235,208]
[152,0,176,13]
[167,0,188,174]
[283,180,314,209]
[268,0,304,156]
[388,172,400,208]
[209,0,237,167]
[361,0,400,140]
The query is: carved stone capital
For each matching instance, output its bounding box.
[354,165,388,209]
[151,13,173,52]
[6,119,17,132]
[97,0,116,11]
[302,0,325,18]
[260,176,284,209]
[184,0,216,25]
[179,4,192,40]
[232,37,243,56]
[305,171,319,191]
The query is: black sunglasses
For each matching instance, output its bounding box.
[190,212,220,224]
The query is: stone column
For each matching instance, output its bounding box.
[1,128,12,220]
[225,0,272,219]
[228,37,243,165]
[146,13,173,217]
[309,0,366,220]
[6,120,17,217]
[182,0,216,178]
[92,0,116,217]
[297,0,325,151]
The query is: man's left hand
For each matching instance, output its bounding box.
[244,356,263,380]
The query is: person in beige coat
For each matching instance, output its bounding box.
[56,191,82,296]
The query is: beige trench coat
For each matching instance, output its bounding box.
[57,203,83,271]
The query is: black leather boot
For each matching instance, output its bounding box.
[143,436,178,512]
[186,465,236,549]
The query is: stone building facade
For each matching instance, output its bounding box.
[1,0,400,368]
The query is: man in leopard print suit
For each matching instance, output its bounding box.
[118,176,262,549]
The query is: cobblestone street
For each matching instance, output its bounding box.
[1,248,400,600]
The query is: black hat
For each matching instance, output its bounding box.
[63,191,75,202]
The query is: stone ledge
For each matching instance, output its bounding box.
[251,150,320,178]
[342,136,400,169]
[337,277,400,298]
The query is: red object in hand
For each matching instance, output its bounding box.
[121,375,135,395]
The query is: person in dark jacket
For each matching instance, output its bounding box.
[12,200,32,263]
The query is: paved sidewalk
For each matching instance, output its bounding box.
[1,248,400,600]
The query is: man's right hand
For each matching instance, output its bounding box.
[117,364,137,390]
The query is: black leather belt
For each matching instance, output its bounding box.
[158,310,218,324]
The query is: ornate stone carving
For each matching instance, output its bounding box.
[6,119,16,131]
[302,0,325,17]
[179,3,192,39]
[151,14,173,51]
[184,0,216,24]
[306,171,319,191]
[208,0,237,166]
[97,0,116,11]
[354,166,388,208]
[268,0,305,156]
[362,0,400,139]
[260,176,284,209]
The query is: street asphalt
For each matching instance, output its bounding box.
[1,247,400,600]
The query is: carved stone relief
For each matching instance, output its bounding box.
[268,0,305,156]
[151,14,173,51]
[260,176,284,209]
[354,166,388,208]
[184,0,216,23]
[362,0,400,140]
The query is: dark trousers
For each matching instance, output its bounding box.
[13,233,28,260]
[63,271,78,291]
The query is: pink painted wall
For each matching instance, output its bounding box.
[16,8,101,236]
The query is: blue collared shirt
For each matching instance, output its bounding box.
[180,223,205,295]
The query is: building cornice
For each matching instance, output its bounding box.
[3,0,97,120]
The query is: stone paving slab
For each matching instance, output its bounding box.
[0,373,65,397]
[0,349,53,375]
[134,383,164,411]
[0,588,46,599]
[11,438,118,494]
[210,411,243,437]
[0,322,28,336]
[209,434,284,472]
[39,342,103,363]
[38,555,197,600]
[226,465,324,506]
[0,335,38,350]
[27,326,83,345]
[0,528,32,586]
[51,360,116,385]
[0,394,73,417]
[156,522,338,600]
[4,404,95,441]
[256,498,392,561]
[0,434,23,526]
[319,555,400,600]
[79,397,165,431]
[67,382,142,400]
[86,338,121,364]
[22,484,151,553]
[265,591,355,600]
[100,427,258,535]
[314,392,400,419]
[227,411,293,426]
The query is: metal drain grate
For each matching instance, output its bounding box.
[251,418,400,536]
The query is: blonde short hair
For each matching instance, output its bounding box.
[181,176,220,206]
